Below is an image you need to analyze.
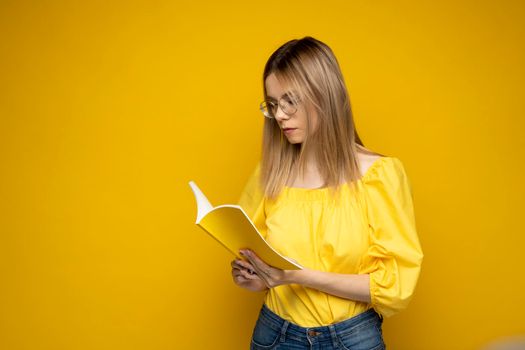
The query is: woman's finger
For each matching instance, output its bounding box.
[239,268,259,280]
[233,268,249,281]
[233,258,257,275]
[233,267,259,285]
[239,254,272,287]
[232,267,242,277]
[232,258,245,268]
[240,252,259,274]
[242,250,273,277]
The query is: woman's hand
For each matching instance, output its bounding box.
[238,249,371,303]
[231,258,268,292]
[239,249,296,289]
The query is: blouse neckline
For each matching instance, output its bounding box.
[283,156,390,193]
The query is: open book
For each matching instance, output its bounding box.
[188,181,303,270]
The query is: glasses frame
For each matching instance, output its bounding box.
[259,94,300,119]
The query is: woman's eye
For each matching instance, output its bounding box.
[284,98,297,106]
[285,95,299,105]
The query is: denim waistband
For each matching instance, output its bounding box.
[258,303,382,345]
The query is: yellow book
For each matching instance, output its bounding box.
[188,181,303,270]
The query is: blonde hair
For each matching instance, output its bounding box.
[260,36,382,199]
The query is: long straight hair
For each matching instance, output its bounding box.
[261,36,381,199]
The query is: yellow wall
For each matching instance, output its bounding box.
[1,1,524,349]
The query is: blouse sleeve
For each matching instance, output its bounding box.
[237,162,266,231]
[359,157,424,318]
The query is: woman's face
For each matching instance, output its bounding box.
[265,73,318,144]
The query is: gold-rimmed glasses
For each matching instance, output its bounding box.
[259,94,300,119]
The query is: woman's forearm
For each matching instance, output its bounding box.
[285,268,371,303]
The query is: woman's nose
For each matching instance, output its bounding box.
[274,105,289,121]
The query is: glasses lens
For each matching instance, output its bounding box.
[280,96,298,115]
[279,98,297,115]
[260,95,299,119]
[260,101,276,119]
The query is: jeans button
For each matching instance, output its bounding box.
[307,330,320,337]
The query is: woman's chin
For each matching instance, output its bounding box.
[284,135,304,144]
[287,139,303,145]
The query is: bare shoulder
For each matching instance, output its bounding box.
[356,146,386,177]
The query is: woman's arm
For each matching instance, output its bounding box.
[240,250,370,303]
[289,267,370,303]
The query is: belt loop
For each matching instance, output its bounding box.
[328,324,338,348]
[280,320,289,342]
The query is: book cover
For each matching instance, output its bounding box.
[188,181,302,270]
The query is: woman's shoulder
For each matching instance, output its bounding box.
[357,152,384,178]
[356,146,405,183]
[357,146,386,177]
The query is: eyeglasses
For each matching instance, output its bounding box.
[259,94,300,119]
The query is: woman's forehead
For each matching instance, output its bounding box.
[265,74,299,100]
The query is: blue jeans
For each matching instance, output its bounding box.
[250,304,385,350]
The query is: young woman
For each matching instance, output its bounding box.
[231,36,423,350]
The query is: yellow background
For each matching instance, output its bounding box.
[1,1,524,349]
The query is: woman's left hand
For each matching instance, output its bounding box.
[239,249,295,288]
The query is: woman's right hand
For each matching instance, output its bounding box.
[231,258,269,292]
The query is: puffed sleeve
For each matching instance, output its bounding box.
[359,157,424,318]
[238,162,266,232]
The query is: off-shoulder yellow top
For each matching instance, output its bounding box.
[238,156,423,327]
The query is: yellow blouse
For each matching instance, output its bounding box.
[238,156,423,327]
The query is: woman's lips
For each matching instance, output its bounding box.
[283,128,297,135]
